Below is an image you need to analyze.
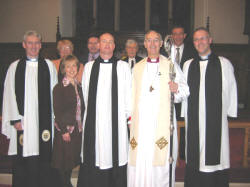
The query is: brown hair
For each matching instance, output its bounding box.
[59,55,80,76]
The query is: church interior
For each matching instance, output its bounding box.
[0,0,250,186]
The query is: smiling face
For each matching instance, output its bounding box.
[172,27,186,47]
[88,37,99,54]
[64,60,78,81]
[193,29,212,56]
[59,44,73,58]
[144,31,163,58]
[22,35,41,58]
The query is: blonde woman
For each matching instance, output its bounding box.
[53,40,84,82]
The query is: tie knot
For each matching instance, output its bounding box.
[176,47,180,51]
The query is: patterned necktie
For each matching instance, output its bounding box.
[175,47,180,65]
[91,54,95,61]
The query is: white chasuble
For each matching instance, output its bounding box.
[128,55,189,187]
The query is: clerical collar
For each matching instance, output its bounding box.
[98,56,115,63]
[199,53,211,61]
[26,57,38,62]
[147,57,159,63]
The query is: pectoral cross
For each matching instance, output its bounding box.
[149,85,154,92]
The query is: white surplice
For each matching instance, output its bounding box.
[181,56,237,172]
[80,60,131,169]
[2,59,57,156]
[128,60,189,187]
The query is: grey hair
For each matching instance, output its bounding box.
[23,30,42,42]
[125,39,138,48]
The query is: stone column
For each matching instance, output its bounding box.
[145,0,151,31]
[93,0,98,27]
[114,0,120,31]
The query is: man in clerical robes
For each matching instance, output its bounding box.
[122,39,143,69]
[77,33,131,187]
[181,27,237,187]
[128,30,189,187]
[1,30,58,187]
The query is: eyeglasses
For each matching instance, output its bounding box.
[100,40,114,44]
[25,41,41,45]
[60,46,71,50]
[193,36,209,42]
[145,39,161,43]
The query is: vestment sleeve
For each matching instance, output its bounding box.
[173,62,190,103]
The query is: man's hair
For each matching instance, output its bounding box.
[171,24,186,33]
[125,39,138,48]
[57,39,74,52]
[144,30,163,41]
[59,54,80,75]
[87,34,99,43]
[193,27,211,37]
[23,30,42,42]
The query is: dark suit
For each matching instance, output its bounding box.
[78,52,100,65]
[123,55,143,68]
[179,43,197,69]
[78,53,89,65]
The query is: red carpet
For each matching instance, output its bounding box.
[175,128,250,182]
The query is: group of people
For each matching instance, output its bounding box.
[1,25,237,187]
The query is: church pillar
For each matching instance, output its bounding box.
[145,0,151,31]
[114,0,120,31]
[168,0,173,22]
[93,0,97,27]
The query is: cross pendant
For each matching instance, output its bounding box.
[149,85,154,92]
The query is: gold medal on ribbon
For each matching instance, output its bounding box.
[19,134,23,146]
[42,130,50,142]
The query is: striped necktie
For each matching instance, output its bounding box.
[175,47,180,65]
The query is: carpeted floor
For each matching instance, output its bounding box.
[1,122,250,183]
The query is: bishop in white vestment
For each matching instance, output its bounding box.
[128,30,189,187]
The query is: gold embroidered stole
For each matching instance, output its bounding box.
[129,55,171,166]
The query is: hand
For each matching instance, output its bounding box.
[14,122,23,131]
[62,132,71,142]
[168,81,178,93]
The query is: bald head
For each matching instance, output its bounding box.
[99,33,116,59]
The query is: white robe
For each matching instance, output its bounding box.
[128,61,189,187]
[80,60,131,169]
[2,59,57,156]
[181,56,237,172]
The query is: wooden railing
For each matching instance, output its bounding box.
[177,120,250,168]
